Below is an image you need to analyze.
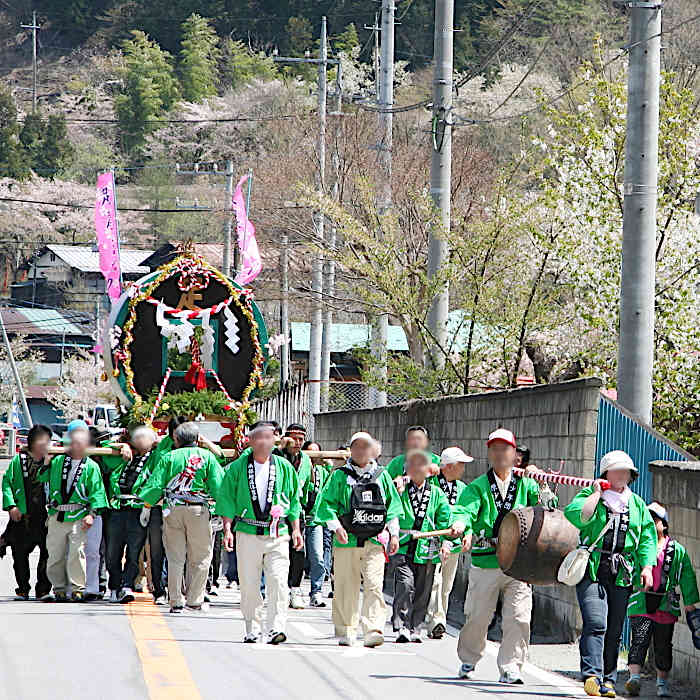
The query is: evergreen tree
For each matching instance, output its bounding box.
[115,31,180,153]
[179,14,221,102]
[40,115,75,176]
[220,38,278,91]
[0,88,29,180]
[19,113,45,171]
[333,23,360,55]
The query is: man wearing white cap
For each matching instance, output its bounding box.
[451,428,553,684]
[314,431,404,647]
[425,446,473,639]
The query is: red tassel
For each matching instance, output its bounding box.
[184,361,198,385]
[195,367,207,391]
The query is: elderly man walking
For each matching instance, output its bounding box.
[139,422,224,614]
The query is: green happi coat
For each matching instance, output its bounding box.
[434,477,467,555]
[301,461,329,522]
[139,446,224,510]
[397,481,453,564]
[39,455,108,522]
[627,539,699,618]
[453,470,544,569]
[104,449,160,509]
[386,452,440,480]
[2,454,47,514]
[563,486,657,587]
[313,463,405,548]
[215,452,302,536]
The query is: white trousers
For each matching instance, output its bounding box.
[236,532,290,637]
[85,514,103,594]
[426,552,460,631]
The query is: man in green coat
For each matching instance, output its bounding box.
[139,422,224,614]
[451,428,554,684]
[392,449,453,642]
[216,421,303,644]
[2,424,53,600]
[314,431,404,648]
[386,425,440,481]
[40,420,108,602]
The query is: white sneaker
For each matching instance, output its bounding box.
[396,628,410,643]
[310,592,326,607]
[363,630,384,648]
[289,588,305,609]
[109,590,119,603]
[499,670,524,685]
[458,663,474,679]
[118,587,135,604]
[338,636,356,647]
[410,630,423,643]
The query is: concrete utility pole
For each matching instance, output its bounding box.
[617,1,662,424]
[0,305,33,428]
[427,0,454,366]
[364,13,381,100]
[280,230,290,388]
[223,159,234,278]
[21,12,39,113]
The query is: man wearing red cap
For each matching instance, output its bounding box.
[450,428,554,685]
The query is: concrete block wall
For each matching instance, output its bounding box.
[314,377,603,641]
[649,460,700,682]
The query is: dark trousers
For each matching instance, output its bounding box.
[629,616,675,672]
[576,573,632,684]
[288,520,306,588]
[106,509,147,591]
[147,506,166,597]
[392,553,436,632]
[207,531,223,592]
[8,516,50,597]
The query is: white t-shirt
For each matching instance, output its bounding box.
[253,459,271,510]
[494,471,511,500]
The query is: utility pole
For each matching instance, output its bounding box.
[616,1,662,424]
[427,0,454,366]
[223,159,234,278]
[0,305,33,428]
[280,230,290,388]
[364,13,381,100]
[21,12,39,113]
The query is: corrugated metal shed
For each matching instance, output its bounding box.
[291,322,409,353]
[46,245,154,274]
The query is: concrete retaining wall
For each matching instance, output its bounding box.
[314,377,603,641]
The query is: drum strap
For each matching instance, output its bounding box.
[487,469,520,538]
[646,539,676,613]
[407,482,431,558]
[437,473,457,505]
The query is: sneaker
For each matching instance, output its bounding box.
[499,671,524,685]
[84,592,103,602]
[625,676,641,697]
[458,663,474,679]
[54,592,68,603]
[38,592,53,602]
[363,630,384,648]
[71,591,85,603]
[289,588,305,609]
[226,581,235,589]
[243,633,259,643]
[14,592,29,601]
[584,677,602,697]
[153,593,166,605]
[169,606,184,614]
[601,681,616,698]
[118,588,135,604]
[429,623,445,639]
[134,584,143,593]
[327,590,334,599]
[209,590,218,597]
[338,636,356,647]
[656,680,670,698]
[310,592,326,608]
[410,630,423,643]
[396,628,410,643]
[109,590,119,603]
[268,631,287,645]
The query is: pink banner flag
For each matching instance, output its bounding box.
[232,174,262,286]
[95,171,122,303]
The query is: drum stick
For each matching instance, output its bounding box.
[46,444,127,456]
[401,528,454,540]
[514,467,610,489]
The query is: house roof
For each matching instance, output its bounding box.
[139,243,224,271]
[291,322,409,353]
[43,245,154,275]
[0,307,92,337]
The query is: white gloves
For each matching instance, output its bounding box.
[139,507,151,527]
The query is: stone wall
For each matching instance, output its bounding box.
[649,460,700,682]
[314,377,604,641]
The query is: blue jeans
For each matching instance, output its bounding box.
[576,573,632,684]
[225,549,238,584]
[305,525,325,595]
[322,527,333,577]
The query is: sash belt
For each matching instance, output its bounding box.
[53,503,83,512]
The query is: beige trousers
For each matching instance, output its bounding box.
[46,514,88,593]
[457,565,532,675]
[236,532,290,636]
[163,505,212,608]
[426,552,460,631]
[332,542,387,639]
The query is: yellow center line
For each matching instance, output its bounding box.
[126,594,203,700]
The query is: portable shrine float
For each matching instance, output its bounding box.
[102,244,268,449]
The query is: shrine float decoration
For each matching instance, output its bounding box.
[102,244,268,448]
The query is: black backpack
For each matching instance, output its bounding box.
[339,466,387,545]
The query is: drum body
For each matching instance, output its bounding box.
[496,506,579,585]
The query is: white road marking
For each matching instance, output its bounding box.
[246,644,416,657]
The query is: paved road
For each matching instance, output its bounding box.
[0,508,590,700]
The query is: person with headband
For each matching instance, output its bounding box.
[564,450,657,698]
[139,422,224,614]
[102,425,159,604]
[625,501,699,698]
[386,426,440,484]
[425,446,473,640]
[40,420,108,603]
[216,421,303,644]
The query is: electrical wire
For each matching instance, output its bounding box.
[0,196,226,213]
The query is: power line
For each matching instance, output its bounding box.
[0,196,225,212]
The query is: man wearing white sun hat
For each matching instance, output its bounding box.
[425,446,473,640]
